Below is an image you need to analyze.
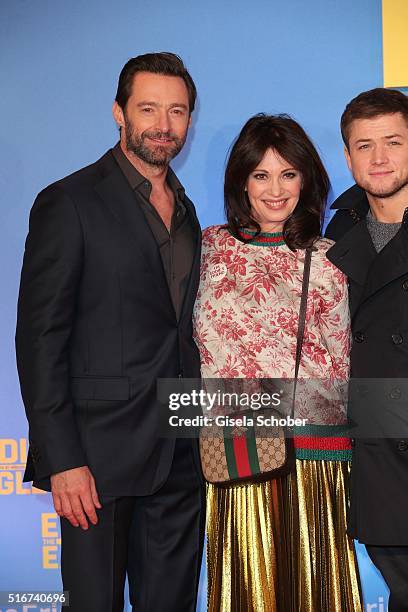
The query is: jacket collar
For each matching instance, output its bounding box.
[330,183,370,218]
[328,183,408,313]
[93,149,200,322]
[326,221,377,286]
[358,223,408,305]
[327,204,408,316]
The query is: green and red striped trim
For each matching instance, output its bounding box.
[294,424,352,461]
[237,228,286,247]
[222,423,352,477]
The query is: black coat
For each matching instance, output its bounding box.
[326,184,408,545]
[16,149,202,495]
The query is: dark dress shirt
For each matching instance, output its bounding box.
[112,142,195,319]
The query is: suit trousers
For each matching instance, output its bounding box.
[60,438,205,612]
[366,545,408,612]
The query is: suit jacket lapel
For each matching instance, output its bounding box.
[94,157,176,317]
[179,198,201,319]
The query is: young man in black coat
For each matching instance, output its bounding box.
[326,88,408,612]
[16,52,205,612]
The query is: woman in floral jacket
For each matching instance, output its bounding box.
[193,114,362,611]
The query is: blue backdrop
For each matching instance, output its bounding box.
[0,0,397,609]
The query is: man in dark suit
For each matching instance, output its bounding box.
[16,52,205,612]
[326,88,408,612]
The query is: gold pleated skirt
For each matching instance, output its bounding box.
[206,460,362,612]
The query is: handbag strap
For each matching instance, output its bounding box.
[292,248,312,410]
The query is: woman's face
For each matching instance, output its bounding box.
[245,148,302,232]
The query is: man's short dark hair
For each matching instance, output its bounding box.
[115,52,197,113]
[341,87,408,149]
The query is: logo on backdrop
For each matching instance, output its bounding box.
[0,438,46,495]
[41,513,60,570]
[365,597,386,611]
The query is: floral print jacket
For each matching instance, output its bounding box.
[193,226,352,459]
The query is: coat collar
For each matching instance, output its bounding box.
[328,181,408,288]
[330,183,369,218]
[326,220,377,286]
[327,191,408,315]
[359,223,408,304]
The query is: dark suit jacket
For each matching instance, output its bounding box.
[16,149,202,495]
[326,185,408,545]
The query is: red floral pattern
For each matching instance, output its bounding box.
[193,226,351,427]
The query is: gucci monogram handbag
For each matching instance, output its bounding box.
[199,248,312,485]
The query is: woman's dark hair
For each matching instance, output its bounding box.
[115,52,197,113]
[224,114,330,250]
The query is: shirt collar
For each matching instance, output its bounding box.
[111,142,185,201]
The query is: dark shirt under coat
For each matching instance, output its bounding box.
[112,142,195,319]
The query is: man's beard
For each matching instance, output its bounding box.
[359,174,408,199]
[124,117,185,167]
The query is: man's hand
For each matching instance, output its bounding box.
[51,466,102,530]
